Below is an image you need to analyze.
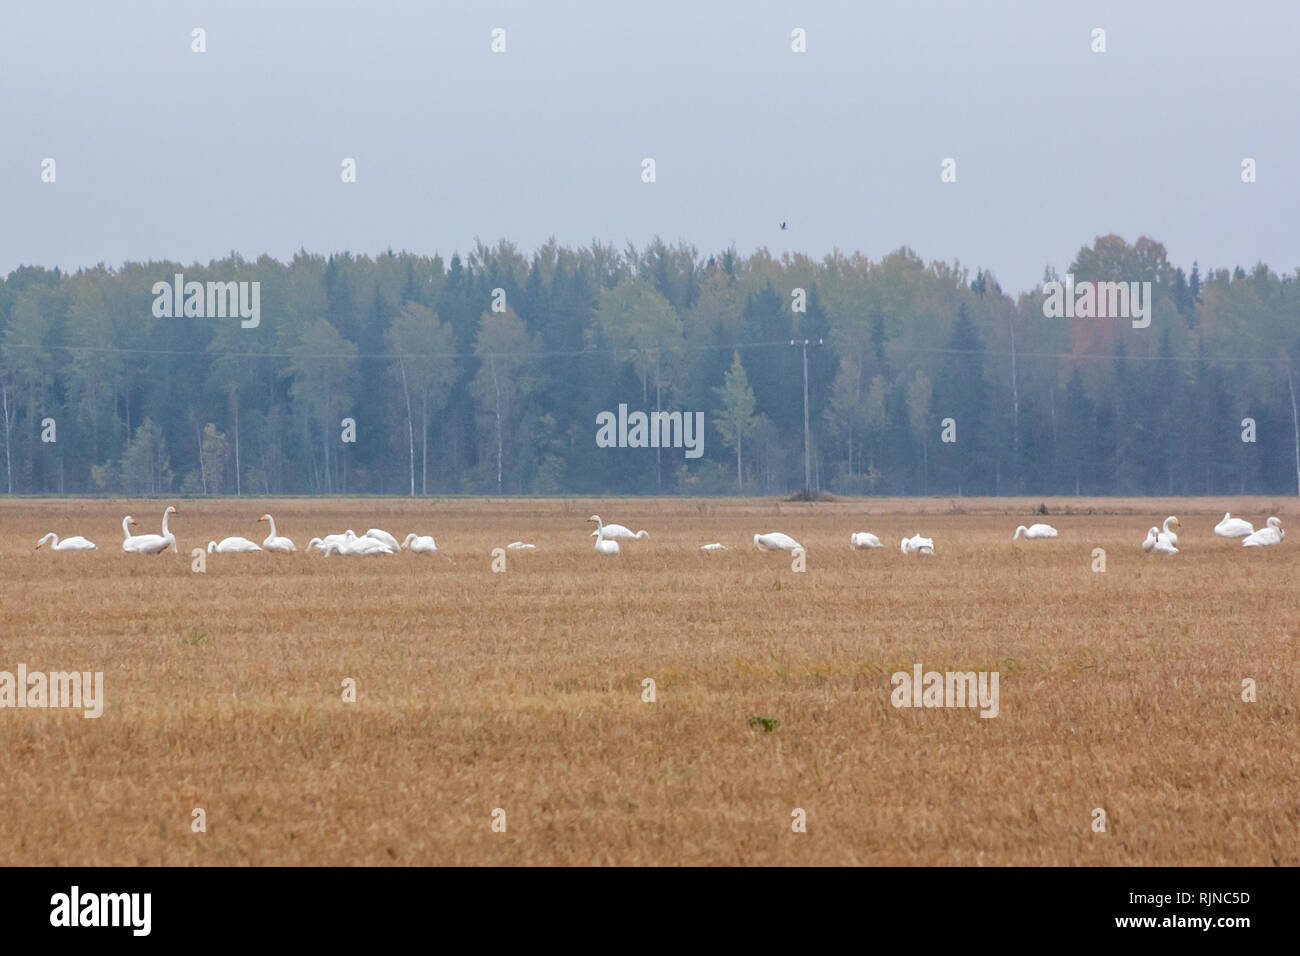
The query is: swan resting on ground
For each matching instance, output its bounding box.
[699,542,727,551]
[308,532,350,552]
[1160,516,1180,547]
[591,529,620,555]
[1146,525,1178,554]
[363,528,400,550]
[122,507,177,554]
[754,532,804,553]
[259,514,296,552]
[1013,524,1058,540]
[1242,516,1284,548]
[506,541,536,551]
[900,533,934,555]
[208,537,262,553]
[587,515,648,540]
[1214,513,1254,538]
[402,533,438,553]
[323,531,396,555]
[36,532,96,551]
[850,532,882,550]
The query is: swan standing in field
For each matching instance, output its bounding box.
[122,507,177,554]
[1242,516,1284,548]
[587,515,648,541]
[258,514,296,552]
[506,541,537,551]
[900,533,934,555]
[1214,513,1254,538]
[1141,526,1160,552]
[699,542,727,551]
[402,533,438,553]
[591,529,620,555]
[207,537,262,553]
[36,532,96,551]
[850,532,882,550]
[754,532,804,553]
[1012,524,1058,540]
[363,528,400,551]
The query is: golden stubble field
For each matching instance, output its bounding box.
[0,496,1296,866]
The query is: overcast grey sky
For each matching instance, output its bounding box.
[3,0,1297,292]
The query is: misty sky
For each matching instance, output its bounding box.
[3,0,1297,293]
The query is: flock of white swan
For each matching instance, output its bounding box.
[34,508,440,556]
[31,508,1286,558]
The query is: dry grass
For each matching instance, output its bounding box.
[0,496,1296,866]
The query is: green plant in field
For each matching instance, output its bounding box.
[183,627,209,646]
[747,716,780,733]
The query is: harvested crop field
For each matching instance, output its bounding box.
[1,496,1296,865]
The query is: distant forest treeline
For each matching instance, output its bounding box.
[2,234,1299,497]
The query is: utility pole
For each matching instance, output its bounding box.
[791,338,823,495]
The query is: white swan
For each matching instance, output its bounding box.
[900,533,934,555]
[308,532,350,552]
[754,532,804,553]
[1013,524,1058,540]
[122,507,177,554]
[363,528,400,551]
[36,532,96,551]
[1160,516,1180,548]
[699,542,727,551]
[1152,526,1179,555]
[1141,526,1160,553]
[850,532,882,550]
[402,533,438,553]
[591,530,620,556]
[587,515,648,540]
[342,530,395,555]
[207,537,262,553]
[1242,516,1284,548]
[1214,513,1254,538]
[259,514,296,552]
[506,541,536,551]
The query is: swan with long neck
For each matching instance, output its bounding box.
[1013,524,1058,540]
[122,508,176,554]
[259,514,296,552]
[402,533,438,553]
[36,532,96,551]
[587,515,648,540]
[754,532,804,553]
[1160,516,1180,547]
[1242,516,1284,547]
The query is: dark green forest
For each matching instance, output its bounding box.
[2,233,1298,497]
